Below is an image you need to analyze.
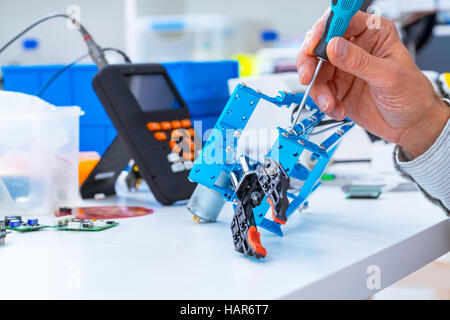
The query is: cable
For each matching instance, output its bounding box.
[37,47,131,97]
[0,12,132,97]
[291,104,345,128]
[37,53,88,97]
[103,48,131,63]
[309,121,353,136]
[316,119,343,127]
[291,103,350,136]
[0,12,109,69]
[0,13,70,55]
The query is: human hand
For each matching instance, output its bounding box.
[297,10,449,158]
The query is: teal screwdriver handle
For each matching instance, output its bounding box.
[314,0,364,61]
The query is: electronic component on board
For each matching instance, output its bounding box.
[4,217,49,232]
[56,219,118,232]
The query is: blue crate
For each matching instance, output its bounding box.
[2,61,238,154]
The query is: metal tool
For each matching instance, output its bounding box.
[290,0,364,132]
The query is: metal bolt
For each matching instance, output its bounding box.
[251,192,261,204]
[239,156,250,173]
[230,172,239,189]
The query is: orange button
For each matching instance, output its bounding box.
[187,128,195,137]
[171,129,184,140]
[170,139,182,152]
[171,120,181,129]
[182,152,195,161]
[186,137,195,151]
[154,132,168,141]
[181,119,192,128]
[161,121,172,130]
[146,122,161,131]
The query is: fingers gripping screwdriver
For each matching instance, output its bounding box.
[290,0,364,132]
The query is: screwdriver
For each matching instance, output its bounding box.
[290,0,364,133]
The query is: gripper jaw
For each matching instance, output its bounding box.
[257,159,290,225]
[230,158,290,259]
[231,201,267,260]
[231,171,267,259]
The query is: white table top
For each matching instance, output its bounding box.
[1,186,448,299]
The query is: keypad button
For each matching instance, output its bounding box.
[167,153,180,163]
[186,137,195,151]
[182,152,195,161]
[154,132,168,141]
[171,120,181,129]
[181,119,192,128]
[170,140,182,154]
[161,121,172,130]
[184,162,194,170]
[147,122,161,131]
[171,129,184,140]
[171,162,185,173]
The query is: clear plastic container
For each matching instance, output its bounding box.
[0,91,83,216]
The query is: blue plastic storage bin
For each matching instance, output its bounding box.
[2,61,238,154]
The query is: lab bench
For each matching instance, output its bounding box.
[0,186,448,299]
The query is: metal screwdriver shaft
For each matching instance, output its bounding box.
[290,0,364,133]
[289,59,324,133]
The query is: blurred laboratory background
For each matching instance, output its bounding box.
[0,0,330,65]
[1,0,450,69]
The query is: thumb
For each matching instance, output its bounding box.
[327,37,385,84]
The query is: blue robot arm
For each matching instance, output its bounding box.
[187,84,354,259]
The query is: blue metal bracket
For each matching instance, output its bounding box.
[189,84,354,236]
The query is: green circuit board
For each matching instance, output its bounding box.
[5,225,50,232]
[54,222,119,232]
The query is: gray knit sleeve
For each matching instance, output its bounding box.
[393,119,450,215]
